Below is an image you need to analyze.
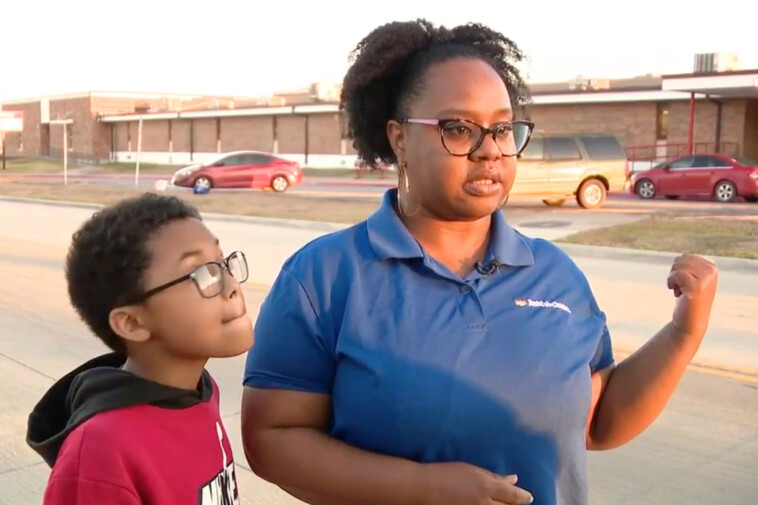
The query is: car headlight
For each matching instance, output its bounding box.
[175,165,202,178]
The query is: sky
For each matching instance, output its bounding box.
[1,0,756,101]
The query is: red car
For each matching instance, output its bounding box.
[631,153,758,203]
[171,151,303,192]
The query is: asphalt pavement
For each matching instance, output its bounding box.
[0,194,756,505]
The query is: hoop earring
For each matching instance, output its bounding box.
[397,160,410,215]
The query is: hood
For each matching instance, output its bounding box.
[26,353,212,467]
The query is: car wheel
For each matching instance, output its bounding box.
[744,195,758,203]
[576,178,607,209]
[713,180,737,203]
[542,199,566,207]
[193,176,213,191]
[635,179,656,199]
[271,175,289,193]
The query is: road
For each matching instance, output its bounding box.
[1,197,757,371]
[4,170,758,214]
[0,200,756,505]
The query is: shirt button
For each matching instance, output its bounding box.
[459,285,471,295]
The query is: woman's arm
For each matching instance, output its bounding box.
[241,388,534,505]
[587,253,718,450]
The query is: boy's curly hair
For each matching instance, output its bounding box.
[65,193,201,354]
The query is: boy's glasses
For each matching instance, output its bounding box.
[135,251,249,302]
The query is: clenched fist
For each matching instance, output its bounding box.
[667,253,719,339]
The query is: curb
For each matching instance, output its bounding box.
[2,195,756,271]
[309,178,397,188]
[0,195,348,233]
[200,211,347,233]
[555,242,758,273]
[0,195,105,212]
[0,173,164,181]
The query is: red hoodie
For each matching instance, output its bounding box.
[26,353,239,505]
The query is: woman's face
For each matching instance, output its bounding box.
[388,57,518,221]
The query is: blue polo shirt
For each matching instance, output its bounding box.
[244,189,614,505]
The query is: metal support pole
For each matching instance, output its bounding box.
[688,93,696,155]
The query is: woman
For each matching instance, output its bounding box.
[241,19,718,505]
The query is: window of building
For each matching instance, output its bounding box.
[656,103,670,141]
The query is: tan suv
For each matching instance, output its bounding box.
[512,133,629,209]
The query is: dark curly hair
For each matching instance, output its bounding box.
[340,19,530,168]
[65,193,201,354]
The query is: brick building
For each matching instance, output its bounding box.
[527,70,758,163]
[2,70,757,168]
[103,103,352,168]
[0,92,239,164]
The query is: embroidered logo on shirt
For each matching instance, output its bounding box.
[514,298,572,314]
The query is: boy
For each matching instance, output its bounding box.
[26,193,253,505]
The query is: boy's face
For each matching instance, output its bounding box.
[138,217,253,359]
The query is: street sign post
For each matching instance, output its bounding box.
[49,119,74,185]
